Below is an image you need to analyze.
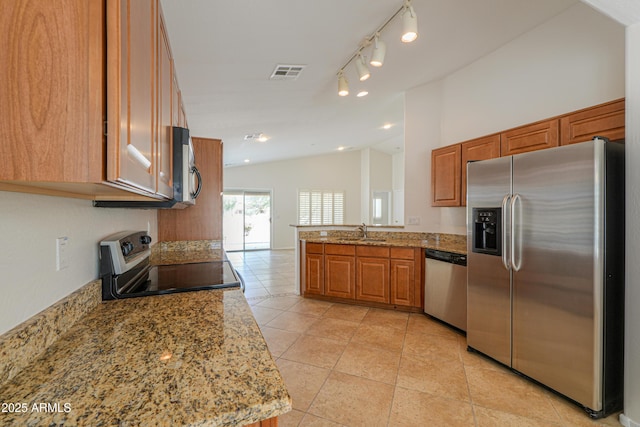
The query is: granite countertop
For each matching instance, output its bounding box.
[0,289,291,426]
[301,232,467,255]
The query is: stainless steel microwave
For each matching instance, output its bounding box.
[94,126,202,209]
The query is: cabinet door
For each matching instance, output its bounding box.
[460,134,500,206]
[305,253,324,295]
[0,0,104,183]
[325,255,355,299]
[560,99,625,146]
[356,257,390,303]
[178,96,187,128]
[390,259,415,307]
[158,137,223,241]
[107,0,156,193]
[156,11,173,199]
[172,71,180,126]
[501,119,559,156]
[431,144,461,207]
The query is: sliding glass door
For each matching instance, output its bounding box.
[223,190,271,251]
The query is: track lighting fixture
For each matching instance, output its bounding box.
[401,0,418,43]
[337,71,349,96]
[335,0,418,96]
[355,53,370,81]
[370,34,386,67]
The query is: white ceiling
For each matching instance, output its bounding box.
[160,0,578,167]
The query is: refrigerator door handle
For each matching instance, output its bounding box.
[511,193,522,271]
[501,194,511,271]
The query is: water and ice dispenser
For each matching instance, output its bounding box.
[472,208,501,256]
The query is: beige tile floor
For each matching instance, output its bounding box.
[236,250,623,427]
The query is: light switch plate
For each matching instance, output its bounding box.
[56,237,69,271]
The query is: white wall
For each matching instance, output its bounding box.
[224,150,362,249]
[392,151,405,225]
[369,149,392,191]
[0,191,157,335]
[361,148,393,224]
[404,2,625,235]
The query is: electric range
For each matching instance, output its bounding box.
[99,231,243,300]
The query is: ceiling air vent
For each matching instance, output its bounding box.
[270,64,306,80]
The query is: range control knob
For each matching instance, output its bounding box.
[140,235,152,245]
[121,241,134,256]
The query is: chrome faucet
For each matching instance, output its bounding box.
[357,223,368,239]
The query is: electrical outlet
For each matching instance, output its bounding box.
[56,237,69,271]
[407,216,420,225]
[320,231,328,237]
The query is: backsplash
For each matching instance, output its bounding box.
[150,240,224,265]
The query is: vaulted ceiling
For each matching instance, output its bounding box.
[160,0,578,167]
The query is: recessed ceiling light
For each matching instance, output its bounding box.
[383,123,392,130]
[338,146,346,151]
[244,159,251,163]
[357,91,369,97]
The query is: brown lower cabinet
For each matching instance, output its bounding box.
[324,244,356,299]
[390,247,419,307]
[302,242,423,311]
[245,416,278,427]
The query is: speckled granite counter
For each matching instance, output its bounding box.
[0,238,290,426]
[0,286,290,426]
[300,231,467,255]
[151,240,226,265]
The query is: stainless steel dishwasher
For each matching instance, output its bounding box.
[424,249,467,331]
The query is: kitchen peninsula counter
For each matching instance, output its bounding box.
[0,289,291,426]
[301,232,467,255]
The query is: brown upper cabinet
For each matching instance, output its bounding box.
[0,0,184,202]
[431,144,462,207]
[560,98,625,145]
[501,119,559,156]
[107,0,157,194]
[0,0,105,189]
[158,137,223,241]
[156,11,174,199]
[460,134,500,206]
[431,98,625,207]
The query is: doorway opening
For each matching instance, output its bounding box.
[223,190,272,251]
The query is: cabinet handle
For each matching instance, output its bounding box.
[501,194,511,271]
[510,193,522,272]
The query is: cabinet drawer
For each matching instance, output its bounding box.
[325,244,355,256]
[306,242,324,254]
[390,247,415,260]
[356,245,390,258]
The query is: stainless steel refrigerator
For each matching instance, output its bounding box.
[466,138,624,418]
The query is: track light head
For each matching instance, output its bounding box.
[355,53,370,81]
[338,71,349,96]
[370,34,386,67]
[401,1,418,43]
